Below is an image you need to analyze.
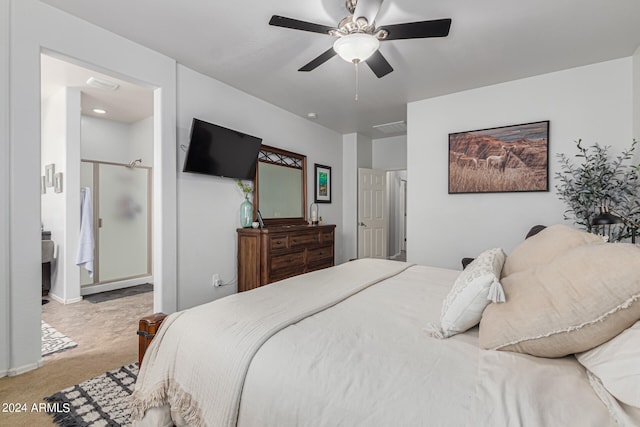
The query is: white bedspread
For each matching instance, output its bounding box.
[133,261,616,427]
[238,265,613,427]
[131,259,414,427]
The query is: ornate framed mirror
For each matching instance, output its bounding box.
[254,145,307,227]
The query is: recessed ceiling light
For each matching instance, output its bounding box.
[307,112,318,119]
[92,108,107,114]
[86,77,120,91]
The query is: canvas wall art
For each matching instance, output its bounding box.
[448,120,549,194]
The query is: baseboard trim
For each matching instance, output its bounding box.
[48,293,83,305]
[7,358,44,376]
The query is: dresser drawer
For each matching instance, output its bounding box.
[271,251,305,271]
[270,267,304,283]
[290,233,318,247]
[307,259,333,272]
[269,236,288,250]
[307,246,333,263]
[320,231,334,243]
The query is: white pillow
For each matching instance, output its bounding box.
[576,321,640,408]
[426,248,506,339]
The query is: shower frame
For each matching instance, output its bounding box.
[81,159,153,288]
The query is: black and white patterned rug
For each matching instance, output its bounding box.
[45,363,138,426]
[42,321,78,357]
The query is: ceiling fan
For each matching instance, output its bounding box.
[269,0,452,79]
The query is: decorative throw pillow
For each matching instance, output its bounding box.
[480,242,640,358]
[576,321,640,408]
[425,248,506,339]
[501,224,604,279]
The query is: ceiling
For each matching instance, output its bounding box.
[40,0,640,137]
[41,54,153,123]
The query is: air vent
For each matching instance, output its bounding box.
[372,120,407,134]
[86,77,120,91]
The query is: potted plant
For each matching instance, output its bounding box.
[555,139,640,241]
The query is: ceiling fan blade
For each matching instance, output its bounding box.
[269,15,335,35]
[353,0,384,25]
[298,48,338,72]
[380,18,451,40]
[365,50,393,78]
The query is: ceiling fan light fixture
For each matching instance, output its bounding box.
[333,33,379,63]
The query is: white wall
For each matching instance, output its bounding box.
[81,116,130,163]
[7,0,177,376]
[41,87,82,303]
[130,116,154,167]
[176,65,343,310]
[81,115,153,166]
[372,135,407,170]
[342,133,373,261]
[407,58,633,270]
[0,0,11,377]
[342,133,358,261]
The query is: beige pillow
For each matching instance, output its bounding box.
[576,321,640,408]
[479,242,640,358]
[501,224,604,278]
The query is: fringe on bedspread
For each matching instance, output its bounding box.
[130,380,205,427]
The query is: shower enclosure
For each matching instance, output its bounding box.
[80,160,152,290]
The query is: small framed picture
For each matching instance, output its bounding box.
[54,172,63,193]
[45,164,55,187]
[256,209,265,229]
[314,164,332,204]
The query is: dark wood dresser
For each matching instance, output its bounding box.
[237,224,336,292]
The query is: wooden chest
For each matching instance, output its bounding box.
[237,224,336,292]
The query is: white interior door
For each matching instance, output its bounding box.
[358,168,387,258]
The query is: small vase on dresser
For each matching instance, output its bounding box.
[239,197,253,228]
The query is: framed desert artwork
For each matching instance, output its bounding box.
[448,120,549,194]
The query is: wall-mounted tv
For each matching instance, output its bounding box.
[182,118,262,180]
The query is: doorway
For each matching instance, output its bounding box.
[40,53,155,303]
[356,168,407,261]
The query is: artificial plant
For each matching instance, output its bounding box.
[237,180,253,200]
[555,139,640,241]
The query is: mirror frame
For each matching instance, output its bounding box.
[254,144,307,227]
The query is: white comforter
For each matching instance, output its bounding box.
[134,260,616,427]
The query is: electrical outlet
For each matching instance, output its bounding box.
[212,273,221,287]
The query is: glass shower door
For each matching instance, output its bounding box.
[80,160,151,286]
[98,163,151,282]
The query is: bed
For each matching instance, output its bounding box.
[131,225,640,427]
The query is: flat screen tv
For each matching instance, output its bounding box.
[182,118,262,180]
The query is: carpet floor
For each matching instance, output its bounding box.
[0,291,153,427]
[45,363,138,426]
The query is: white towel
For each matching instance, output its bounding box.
[76,187,95,277]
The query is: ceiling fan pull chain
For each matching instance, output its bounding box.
[354,60,359,102]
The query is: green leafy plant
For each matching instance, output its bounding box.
[555,139,640,241]
[237,180,252,199]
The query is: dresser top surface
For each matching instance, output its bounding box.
[237,224,335,234]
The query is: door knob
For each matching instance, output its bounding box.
[359,222,367,227]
